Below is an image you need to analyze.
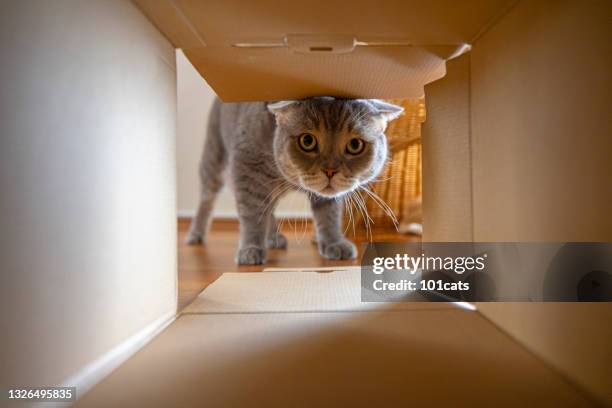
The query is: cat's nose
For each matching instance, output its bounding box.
[322,167,337,179]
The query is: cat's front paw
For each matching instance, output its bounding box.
[267,232,288,249]
[185,229,204,245]
[236,246,267,265]
[319,239,357,260]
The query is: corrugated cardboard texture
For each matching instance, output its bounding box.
[422,0,612,404]
[134,0,514,101]
[183,270,455,313]
[422,54,473,242]
[77,310,591,407]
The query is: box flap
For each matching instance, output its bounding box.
[135,0,514,101]
[182,269,460,314]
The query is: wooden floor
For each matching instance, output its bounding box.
[177,218,419,310]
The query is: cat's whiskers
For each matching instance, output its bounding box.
[260,183,289,215]
[267,175,312,242]
[359,185,399,231]
[292,184,315,244]
[355,190,373,225]
[286,191,300,241]
[261,179,290,202]
[341,196,350,236]
[258,180,295,223]
[369,175,394,183]
[350,189,373,241]
[342,194,357,238]
[361,186,398,226]
[348,195,357,238]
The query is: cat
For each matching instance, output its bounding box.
[187,97,403,265]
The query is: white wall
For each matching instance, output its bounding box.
[0,0,177,393]
[176,50,311,218]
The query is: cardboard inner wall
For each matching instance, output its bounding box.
[422,0,612,404]
[422,54,473,242]
[0,0,178,390]
[470,0,612,242]
[133,0,612,403]
[76,309,594,408]
[134,0,514,101]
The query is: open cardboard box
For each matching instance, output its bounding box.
[129,0,611,405]
[78,267,594,407]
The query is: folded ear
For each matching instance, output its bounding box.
[267,100,301,124]
[267,100,299,113]
[366,100,404,122]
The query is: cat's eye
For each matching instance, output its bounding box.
[297,133,317,152]
[346,138,365,155]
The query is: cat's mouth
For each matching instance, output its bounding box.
[320,185,336,196]
[318,180,351,197]
[302,180,338,197]
[299,175,352,198]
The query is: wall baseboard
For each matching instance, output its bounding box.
[59,310,176,402]
[177,209,197,219]
[177,209,312,219]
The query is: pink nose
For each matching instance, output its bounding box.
[322,168,337,179]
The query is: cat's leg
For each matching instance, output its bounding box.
[310,195,357,260]
[186,105,226,244]
[234,192,270,264]
[186,169,225,245]
[266,213,288,249]
[232,164,280,264]
[186,190,217,245]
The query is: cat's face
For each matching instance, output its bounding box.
[269,98,403,198]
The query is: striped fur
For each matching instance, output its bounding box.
[187,97,403,264]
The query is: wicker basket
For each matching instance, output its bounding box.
[344,98,425,238]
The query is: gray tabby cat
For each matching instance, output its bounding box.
[187,97,403,265]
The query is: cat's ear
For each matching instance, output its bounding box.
[267,100,300,124]
[366,100,404,122]
[267,100,299,112]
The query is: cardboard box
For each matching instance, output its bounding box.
[135,0,612,405]
[134,0,514,101]
[77,271,593,407]
[421,1,612,404]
